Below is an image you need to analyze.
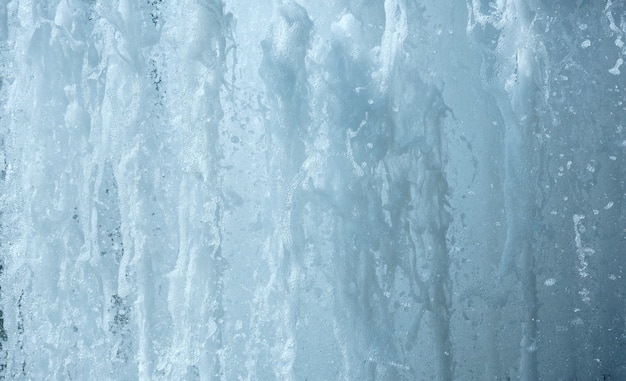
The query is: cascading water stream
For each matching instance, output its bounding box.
[0,0,624,380]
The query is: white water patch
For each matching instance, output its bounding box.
[609,57,623,75]
[573,214,595,282]
[544,278,557,287]
[377,0,408,94]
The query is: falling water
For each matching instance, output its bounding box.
[0,0,625,380]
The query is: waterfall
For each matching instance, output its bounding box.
[1,0,625,380]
